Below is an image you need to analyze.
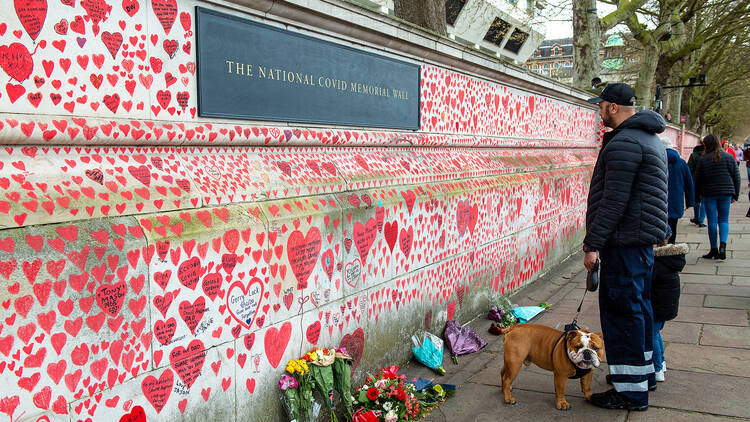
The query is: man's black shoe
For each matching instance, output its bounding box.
[690,218,699,225]
[605,375,656,391]
[698,223,707,227]
[588,389,648,411]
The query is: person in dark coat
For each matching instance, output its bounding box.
[694,134,741,260]
[662,138,694,243]
[584,83,668,411]
[651,240,688,382]
[687,142,706,226]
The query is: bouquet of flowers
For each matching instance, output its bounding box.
[279,374,300,422]
[353,366,422,421]
[279,347,353,422]
[304,348,337,421]
[284,358,315,421]
[488,295,517,334]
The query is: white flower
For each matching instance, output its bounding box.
[383,401,393,411]
[384,410,397,422]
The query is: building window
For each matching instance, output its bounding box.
[445,0,467,26]
[504,28,529,54]
[484,18,512,46]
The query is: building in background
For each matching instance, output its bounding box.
[353,0,546,63]
[524,33,640,85]
[522,38,574,83]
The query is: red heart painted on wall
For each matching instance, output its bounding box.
[226,277,263,329]
[119,405,146,422]
[0,43,34,82]
[14,0,47,41]
[287,228,321,290]
[264,321,292,368]
[339,328,364,372]
[169,339,205,388]
[151,0,178,35]
[141,369,173,413]
[101,31,123,59]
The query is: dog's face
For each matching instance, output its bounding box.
[566,330,604,369]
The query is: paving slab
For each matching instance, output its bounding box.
[665,343,750,377]
[699,325,750,349]
[626,407,747,421]
[680,265,719,275]
[718,266,750,276]
[682,283,750,297]
[448,376,627,421]
[661,321,702,344]
[678,294,704,307]
[680,274,732,285]
[672,306,748,326]
[703,295,750,309]
[733,276,750,286]
[645,370,750,418]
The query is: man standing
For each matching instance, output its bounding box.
[583,83,668,411]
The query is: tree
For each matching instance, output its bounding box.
[682,24,750,134]
[625,0,750,109]
[572,0,649,89]
[393,0,448,36]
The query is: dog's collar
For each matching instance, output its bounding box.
[552,330,593,380]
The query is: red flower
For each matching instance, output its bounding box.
[352,410,379,422]
[380,365,400,379]
[395,387,406,401]
[366,387,379,401]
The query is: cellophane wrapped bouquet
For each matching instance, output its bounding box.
[352,366,421,422]
[279,347,353,422]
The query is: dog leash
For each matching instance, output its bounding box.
[567,259,599,331]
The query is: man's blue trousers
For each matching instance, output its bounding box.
[598,245,656,405]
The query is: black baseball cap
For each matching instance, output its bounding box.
[587,82,637,106]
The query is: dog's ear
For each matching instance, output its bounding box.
[566,331,578,342]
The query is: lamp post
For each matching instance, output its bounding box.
[654,74,706,115]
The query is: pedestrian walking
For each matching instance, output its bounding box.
[723,140,737,164]
[687,140,707,227]
[743,144,750,188]
[584,83,668,411]
[695,134,741,260]
[662,138,694,243]
[651,237,688,383]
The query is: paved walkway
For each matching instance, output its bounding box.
[404,169,750,421]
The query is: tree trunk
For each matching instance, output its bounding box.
[634,45,659,108]
[394,0,447,36]
[572,0,601,90]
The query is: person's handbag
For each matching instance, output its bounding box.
[586,259,600,292]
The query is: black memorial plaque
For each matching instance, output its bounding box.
[195,7,420,129]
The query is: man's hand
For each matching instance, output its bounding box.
[584,251,599,272]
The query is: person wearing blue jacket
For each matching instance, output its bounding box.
[662,138,695,243]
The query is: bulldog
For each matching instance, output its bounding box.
[499,323,604,410]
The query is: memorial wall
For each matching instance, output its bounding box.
[0,0,605,420]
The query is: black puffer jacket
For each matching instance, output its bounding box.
[694,151,741,201]
[652,243,688,322]
[687,145,704,176]
[584,111,668,250]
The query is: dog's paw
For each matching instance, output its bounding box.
[556,400,571,410]
[504,396,517,405]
